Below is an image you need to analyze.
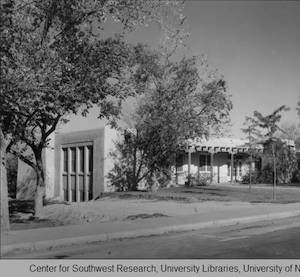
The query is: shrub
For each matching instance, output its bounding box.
[241,170,261,184]
[185,173,211,187]
[259,164,274,184]
[291,170,300,184]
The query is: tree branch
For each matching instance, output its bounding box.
[9,149,36,170]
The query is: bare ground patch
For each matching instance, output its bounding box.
[9,184,300,230]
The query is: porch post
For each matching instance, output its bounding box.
[84,146,89,201]
[230,151,234,183]
[210,151,214,184]
[67,148,72,202]
[75,147,80,202]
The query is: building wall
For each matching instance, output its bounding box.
[16,161,36,199]
[103,126,119,192]
[17,126,120,201]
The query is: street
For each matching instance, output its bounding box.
[4,216,300,259]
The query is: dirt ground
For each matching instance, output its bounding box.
[9,183,300,230]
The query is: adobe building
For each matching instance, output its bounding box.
[17,126,118,201]
[17,130,262,202]
[16,118,297,202]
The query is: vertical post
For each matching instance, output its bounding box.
[75,147,80,202]
[67,148,72,202]
[249,129,252,192]
[272,143,276,200]
[230,152,234,183]
[210,151,214,184]
[187,149,191,186]
[175,153,178,185]
[84,145,89,201]
[60,149,64,200]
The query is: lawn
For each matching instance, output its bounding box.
[98,183,300,204]
[8,183,300,230]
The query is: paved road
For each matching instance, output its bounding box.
[5,216,300,259]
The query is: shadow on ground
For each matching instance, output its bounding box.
[8,199,61,230]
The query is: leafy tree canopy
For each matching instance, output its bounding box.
[0,0,186,214]
[109,53,233,191]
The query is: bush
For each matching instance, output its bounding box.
[185,173,210,187]
[241,170,261,184]
[259,164,274,184]
[291,170,300,184]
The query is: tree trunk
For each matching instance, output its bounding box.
[0,128,10,231]
[34,185,44,218]
[130,172,138,191]
[33,153,45,218]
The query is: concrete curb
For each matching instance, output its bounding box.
[2,210,300,256]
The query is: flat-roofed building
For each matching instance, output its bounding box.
[17,126,118,201]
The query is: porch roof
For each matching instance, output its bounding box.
[181,137,263,153]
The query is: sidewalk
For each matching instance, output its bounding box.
[2,202,300,257]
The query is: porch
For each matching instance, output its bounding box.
[175,138,263,185]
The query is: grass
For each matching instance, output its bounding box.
[97,183,300,204]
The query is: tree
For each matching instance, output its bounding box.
[0,0,186,217]
[241,116,262,192]
[277,122,300,150]
[0,0,14,230]
[262,139,298,184]
[109,54,233,191]
[0,129,10,231]
[250,105,290,199]
[6,153,18,198]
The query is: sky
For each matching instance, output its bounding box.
[61,0,300,138]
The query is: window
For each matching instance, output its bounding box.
[71,147,76,172]
[199,154,211,172]
[88,146,93,172]
[199,155,206,171]
[227,162,230,177]
[79,147,84,172]
[176,154,184,172]
[62,148,68,172]
[238,161,242,176]
[61,144,93,202]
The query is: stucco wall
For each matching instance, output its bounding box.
[17,137,55,200]
[16,161,36,200]
[103,126,119,192]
